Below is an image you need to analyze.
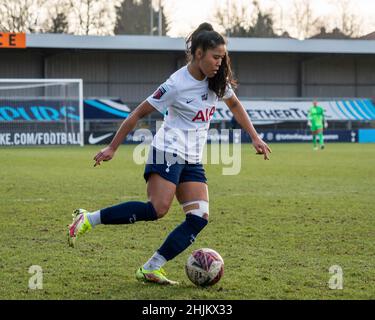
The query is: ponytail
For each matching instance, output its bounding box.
[186,23,237,98]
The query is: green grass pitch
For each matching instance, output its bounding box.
[0,143,374,299]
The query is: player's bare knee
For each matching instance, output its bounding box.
[153,201,171,219]
[182,200,209,221]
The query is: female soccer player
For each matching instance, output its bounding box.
[308,100,327,150]
[68,22,271,285]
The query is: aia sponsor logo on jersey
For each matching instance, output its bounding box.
[152,86,167,100]
[192,106,216,122]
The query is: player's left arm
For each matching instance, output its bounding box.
[224,94,271,160]
[322,107,328,128]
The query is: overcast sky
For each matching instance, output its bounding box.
[161,0,375,37]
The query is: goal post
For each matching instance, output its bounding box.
[0,79,84,146]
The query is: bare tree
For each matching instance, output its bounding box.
[39,0,71,33]
[0,0,122,35]
[215,1,250,37]
[67,0,122,35]
[290,0,325,39]
[215,0,276,38]
[0,0,48,32]
[331,0,362,38]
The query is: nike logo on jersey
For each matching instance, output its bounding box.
[88,133,114,144]
[192,106,216,122]
[186,99,194,104]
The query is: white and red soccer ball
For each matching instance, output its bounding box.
[185,248,224,287]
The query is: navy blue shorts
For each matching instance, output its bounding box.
[144,147,207,186]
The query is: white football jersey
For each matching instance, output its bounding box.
[146,66,234,163]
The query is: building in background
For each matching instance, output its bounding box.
[1,33,374,144]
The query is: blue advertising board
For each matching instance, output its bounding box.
[358,129,375,143]
[84,129,358,145]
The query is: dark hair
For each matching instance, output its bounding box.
[186,22,237,98]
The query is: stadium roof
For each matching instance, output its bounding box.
[26,33,375,55]
[360,31,375,40]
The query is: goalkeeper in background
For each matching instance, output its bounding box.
[308,100,327,150]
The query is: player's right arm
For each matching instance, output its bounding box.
[93,101,156,166]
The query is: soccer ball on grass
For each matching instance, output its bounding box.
[185,248,224,287]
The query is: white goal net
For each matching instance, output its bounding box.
[0,79,83,146]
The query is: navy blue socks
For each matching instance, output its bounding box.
[100,201,158,225]
[157,214,208,261]
[94,202,208,264]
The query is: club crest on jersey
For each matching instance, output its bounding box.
[152,86,167,100]
[192,106,216,122]
[201,93,208,101]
